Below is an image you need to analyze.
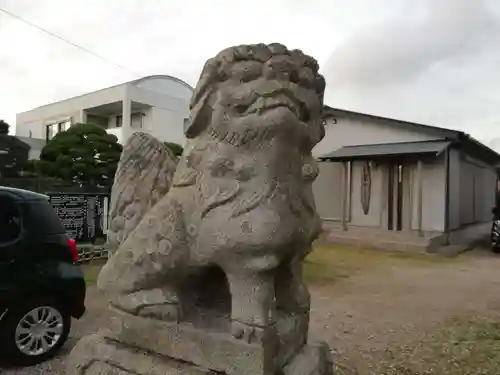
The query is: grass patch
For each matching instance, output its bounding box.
[81,245,460,287]
[83,262,104,285]
[374,317,500,375]
[303,244,461,285]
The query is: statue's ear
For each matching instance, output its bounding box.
[185,89,214,139]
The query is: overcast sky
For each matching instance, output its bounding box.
[1,0,500,148]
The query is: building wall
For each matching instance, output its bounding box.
[133,76,193,102]
[316,150,497,238]
[457,153,496,226]
[448,148,461,230]
[313,162,347,221]
[107,127,123,144]
[16,136,45,160]
[313,112,499,248]
[316,159,448,233]
[313,114,442,158]
[127,84,190,146]
[15,120,45,139]
[15,76,193,146]
[409,157,446,232]
[311,113,500,234]
[446,150,496,229]
[16,85,126,139]
[312,113,447,230]
[104,111,148,144]
[28,148,41,160]
[148,107,186,146]
[127,84,190,116]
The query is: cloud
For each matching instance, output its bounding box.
[0,0,344,127]
[2,0,500,149]
[324,0,500,88]
[321,0,500,150]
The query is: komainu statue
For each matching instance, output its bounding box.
[67,43,333,375]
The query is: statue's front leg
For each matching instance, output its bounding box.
[274,254,310,350]
[275,255,310,315]
[98,197,186,322]
[226,271,275,343]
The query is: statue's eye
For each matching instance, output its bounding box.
[234,104,247,114]
[236,167,254,181]
[211,159,234,177]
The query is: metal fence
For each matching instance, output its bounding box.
[77,245,109,263]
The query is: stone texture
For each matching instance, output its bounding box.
[106,132,179,253]
[66,334,214,375]
[67,333,330,375]
[68,43,333,375]
[283,343,334,375]
[94,308,309,375]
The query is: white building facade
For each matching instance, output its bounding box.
[15,75,194,148]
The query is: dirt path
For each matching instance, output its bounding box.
[5,249,500,374]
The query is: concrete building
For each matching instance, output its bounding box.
[16,136,46,160]
[313,106,500,252]
[15,75,194,149]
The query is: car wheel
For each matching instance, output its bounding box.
[0,297,71,366]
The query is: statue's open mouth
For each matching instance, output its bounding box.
[245,90,310,122]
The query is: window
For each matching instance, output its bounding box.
[45,119,72,141]
[0,196,22,243]
[25,200,66,236]
[115,113,143,128]
[60,120,71,132]
[115,115,123,128]
[46,123,58,141]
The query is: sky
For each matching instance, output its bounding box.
[1,0,500,148]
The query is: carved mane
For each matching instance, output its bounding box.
[107,132,179,252]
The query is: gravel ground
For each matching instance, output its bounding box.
[308,252,500,373]
[4,249,500,374]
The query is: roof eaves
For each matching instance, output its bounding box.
[457,133,500,164]
[318,140,452,161]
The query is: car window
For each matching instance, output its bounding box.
[0,196,22,243]
[24,199,66,235]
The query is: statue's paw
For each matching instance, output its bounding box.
[231,321,261,343]
[137,303,180,322]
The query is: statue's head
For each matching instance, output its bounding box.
[185,43,325,153]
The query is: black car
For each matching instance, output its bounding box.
[0,187,86,366]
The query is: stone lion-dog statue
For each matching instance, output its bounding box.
[98,42,326,342]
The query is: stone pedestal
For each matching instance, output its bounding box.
[66,309,333,375]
